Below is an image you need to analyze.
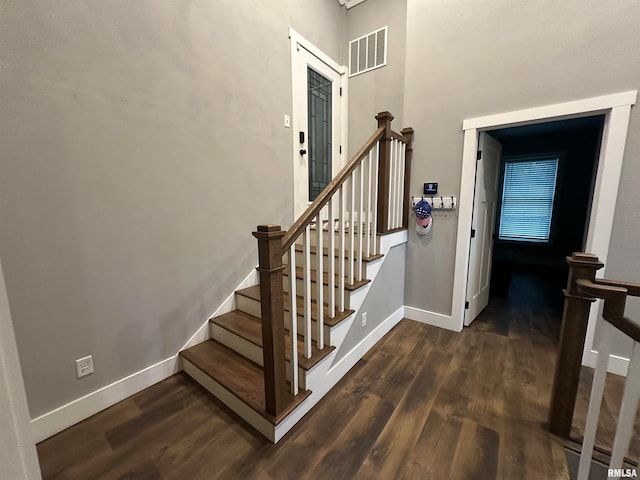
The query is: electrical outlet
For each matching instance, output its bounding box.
[76,355,94,378]
[361,312,367,328]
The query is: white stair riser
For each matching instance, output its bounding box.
[235,294,261,318]
[283,276,354,310]
[209,323,309,390]
[182,359,276,442]
[235,294,333,344]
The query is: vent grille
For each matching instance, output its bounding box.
[349,26,387,77]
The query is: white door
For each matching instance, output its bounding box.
[464,132,502,326]
[290,33,345,217]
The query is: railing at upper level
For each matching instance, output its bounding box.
[548,252,640,479]
[253,112,413,417]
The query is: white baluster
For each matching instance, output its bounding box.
[391,140,400,228]
[288,245,298,395]
[388,139,396,229]
[610,340,640,468]
[349,174,355,286]
[399,142,406,228]
[339,185,346,312]
[357,164,364,282]
[395,139,402,228]
[372,142,379,255]
[303,225,312,359]
[366,149,373,258]
[578,320,613,480]
[328,198,335,320]
[316,211,324,349]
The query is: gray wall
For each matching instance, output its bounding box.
[333,243,405,362]
[346,0,407,155]
[402,0,640,329]
[0,0,345,418]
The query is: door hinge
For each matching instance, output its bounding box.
[340,87,343,96]
[471,228,476,238]
[477,150,482,160]
[465,301,470,310]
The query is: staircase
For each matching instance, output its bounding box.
[179,112,413,442]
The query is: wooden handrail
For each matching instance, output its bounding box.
[576,278,627,300]
[390,130,410,143]
[281,126,385,252]
[595,278,640,297]
[577,279,640,343]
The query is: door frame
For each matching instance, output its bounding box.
[289,28,348,217]
[453,90,636,367]
[0,259,43,479]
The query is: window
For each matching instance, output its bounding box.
[498,157,559,242]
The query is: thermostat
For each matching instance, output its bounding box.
[424,182,438,195]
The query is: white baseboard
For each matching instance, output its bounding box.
[31,268,258,443]
[404,306,462,332]
[583,350,630,377]
[31,355,179,443]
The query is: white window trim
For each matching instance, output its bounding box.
[451,90,636,372]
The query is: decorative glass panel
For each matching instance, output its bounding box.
[307,68,332,201]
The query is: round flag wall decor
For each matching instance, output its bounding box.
[414,199,433,236]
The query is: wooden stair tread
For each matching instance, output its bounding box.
[284,266,371,291]
[294,244,383,263]
[211,310,336,370]
[180,339,311,425]
[236,285,354,327]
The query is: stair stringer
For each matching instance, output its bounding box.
[272,229,408,442]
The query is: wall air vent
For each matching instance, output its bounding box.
[349,26,387,77]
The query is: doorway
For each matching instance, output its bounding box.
[289,29,347,217]
[467,117,604,333]
[454,91,636,366]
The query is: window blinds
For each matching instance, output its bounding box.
[498,158,559,242]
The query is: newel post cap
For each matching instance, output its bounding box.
[252,224,285,239]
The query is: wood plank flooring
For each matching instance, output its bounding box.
[38,266,623,480]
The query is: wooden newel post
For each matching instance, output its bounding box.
[252,224,289,417]
[401,127,414,230]
[376,111,394,234]
[548,252,604,438]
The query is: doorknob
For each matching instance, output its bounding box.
[300,149,307,156]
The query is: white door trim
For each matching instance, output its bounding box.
[0,259,42,479]
[289,28,348,217]
[453,91,637,364]
[288,28,346,76]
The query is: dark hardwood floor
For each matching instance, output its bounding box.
[39,266,618,480]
